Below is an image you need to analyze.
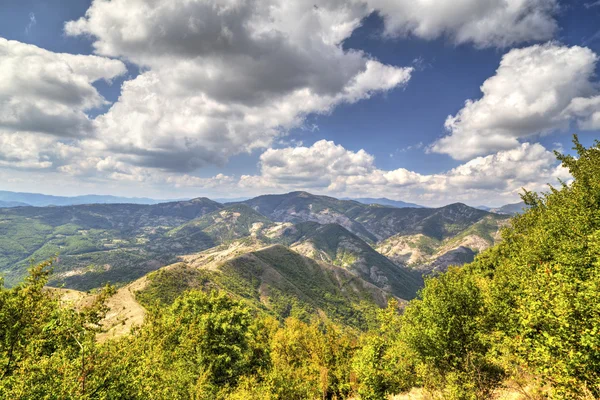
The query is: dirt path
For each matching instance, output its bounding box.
[96,276,149,342]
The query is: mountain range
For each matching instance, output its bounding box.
[0,190,509,331]
[343,197,425,208]
[0,190,179,207]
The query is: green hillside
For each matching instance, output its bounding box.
[168,204,273,243]
[238,191,500,243]
[136,244,391,329]
[0,191,498,291]
[235,191,378,242]
[377,214,508,273]
[0,198,222,288]
[277,222,422,299]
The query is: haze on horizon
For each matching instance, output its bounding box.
[0,0,599,207]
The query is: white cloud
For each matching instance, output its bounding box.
[61,0,561,174]
[0,0,574,201]
[239,140,569,206]
[0,38,126,139]
[565,96,600,130]
[431,43,600,160]
[366,0,558,48]
[64,0,412,172]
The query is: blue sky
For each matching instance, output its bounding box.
[0,0,599,206]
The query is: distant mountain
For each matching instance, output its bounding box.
[0,198,223,288]
[376,214,508,274]
[0,200,29,208]
[136,244,393,329]
[491,201,529,215]
[234,191,378,241]
[214,197,252,203]
[350,202,494,241]
[345,197,425,208]
[475,205,492,211]
[236,192,498,243]
[168,204,273,245]
[0,191,508,295]
[0,190,180,207]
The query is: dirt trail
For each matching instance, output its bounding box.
[96,276,148,342]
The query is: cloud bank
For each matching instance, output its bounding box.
[0,0,593,205]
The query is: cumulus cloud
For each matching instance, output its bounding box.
[62,0,412,172]
[0,38,126,139]
[0,38,126,175]
[431,43,600,160]
[0,0,574,201]
[60,0,563,173]
[239,140,569,206]
[366,0,558,48]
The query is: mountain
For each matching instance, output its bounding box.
[475,202,530,215]
[376,214,507,273]
[0,190,181,207]
[0,200,29,208]
[346,197,425,208]
[272,222,421,299]
[215,197,252,203]
[135,244,393,329]
[237,192,501,244]
[348,202,496,241]
[235,191,378,241]
[490,201,529,215]
[167,204,273,245]
[0,191,505,295]
[0,198,223,288]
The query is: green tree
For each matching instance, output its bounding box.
[479,136,600,397]
[352,300,415,400]
[119,290,267,399]
[399,267,503,399]
[0,260,123,399]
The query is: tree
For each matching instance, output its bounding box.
[399,267,503,399]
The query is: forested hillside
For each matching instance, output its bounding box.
[0,192,501,292]
[0,137,598,399]
[0,198,223,288]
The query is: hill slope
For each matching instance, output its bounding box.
[0,198,223,288]
[168,204,273,244]
[490,201,530,215]
[273,222,421,299]
[238,192,499,243]
[376,215,508,273]
[136,244,394,329]
[0,200,29,208]
[235,191,378,241]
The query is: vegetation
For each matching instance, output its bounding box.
[392,136,600,398]
[1,138,598,398]
[136,245,388,330]
[0,199,222,288]
[283,222,423,299]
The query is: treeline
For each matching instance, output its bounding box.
[1,137,599,399]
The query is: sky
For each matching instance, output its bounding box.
[0,0,599,207]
